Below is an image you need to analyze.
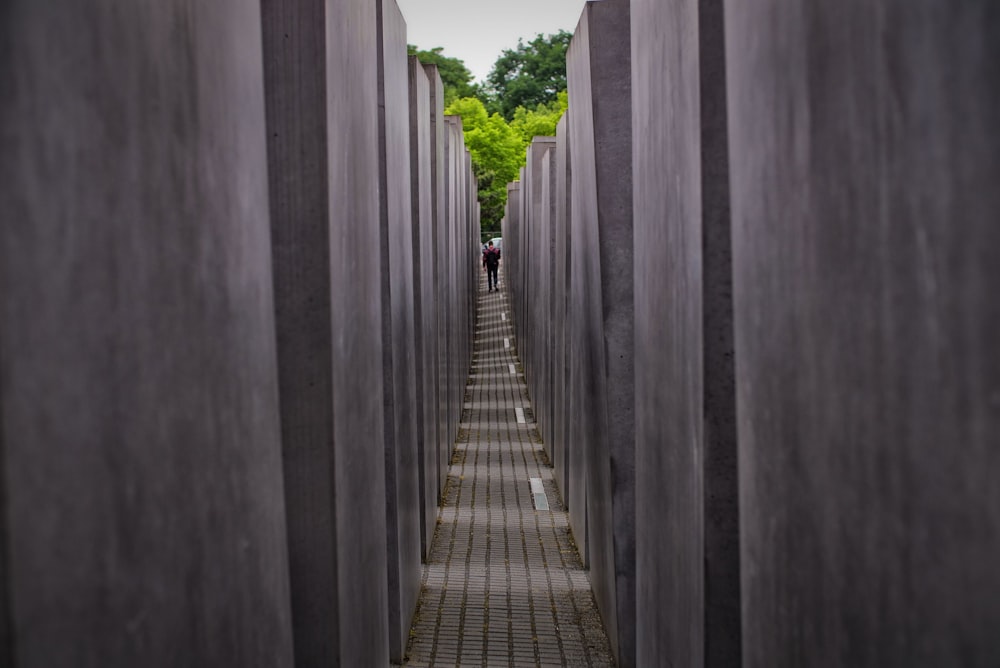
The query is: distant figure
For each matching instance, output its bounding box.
[483,240,501,292]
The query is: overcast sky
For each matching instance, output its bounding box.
[396,0,587,83]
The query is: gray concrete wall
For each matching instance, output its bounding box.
[409,57,439,562]
[263,0,393,664]
[441,118,475,456]
[566,1,636,664]
[424,65,452,502]
[523,138,557,432]
[531,140,558,463]
[726,2,1000,666]
[377,0,422,661]
[1,3,294,666]
[443,117,458,456]
[1,3,480,665]
[500,1,1000,666]
[537,146,553,457]
[632,0,741,666]
[553,116,573,506]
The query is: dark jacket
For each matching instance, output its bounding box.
[483,247,500,269]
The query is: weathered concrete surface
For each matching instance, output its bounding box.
[1,3,293,666]
[632,0,741,666]
[443,116,458,458]
[409,57,438,562]
[439,117,476,461]
[503,184,522,327]
[377,0,421,661]
[424,64,451,502]
[553,115,575,513]
[539,145,557,462]
[566,0,635,664]
[726,2,1000,666]
[263,0,391,664]
[520,138,557,456]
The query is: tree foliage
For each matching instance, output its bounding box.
[445,95,568,237]
[485,31,571,120]
[410,38,571,238]
[445,97,524,235]
[509,91,568,144]
[407,45,479,105]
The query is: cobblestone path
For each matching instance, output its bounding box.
[403,272,615,667]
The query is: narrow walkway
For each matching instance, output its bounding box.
[404,271,615,667]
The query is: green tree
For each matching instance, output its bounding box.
[485,31,571,120]
[444,97,524,236]
[407,45,480,106]
[509,91,568,144]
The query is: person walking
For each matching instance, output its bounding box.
[483,240,501,292]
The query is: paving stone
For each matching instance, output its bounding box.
[403,270,614,666]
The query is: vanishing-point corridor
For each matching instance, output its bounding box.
[404,273,614,667]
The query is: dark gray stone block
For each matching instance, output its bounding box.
[262,0,391,664]
[1,3,294,666]
[443,116,459,455]
[503,183,522,340]
[553,115,573,505]
[566,0,635,664]
[522,138,557,416]
[425,65,451,500]
[377,0,421,661]
[439,118,474,459]
[632,0,741,666]
[409,56,438,562]
[726,2,1000,666]
[540,144,558,461]
[563,118,589,570]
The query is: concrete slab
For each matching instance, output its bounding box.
[566,0,635,663]
[424,65,450,501]
[377,0,421,661]
[262,0,391,664]
[1,3,293,665]
[553,115,573,506]
[409,57,438,562]
[632,0,741,666]
[534,143,557,463]
[726,2,1000,665]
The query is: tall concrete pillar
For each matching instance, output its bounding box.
[540,144,558,461]
[632,0,741,666]
[442,116,457,455]
[376,0,421,661]
[261,0,389,664]
[409,56,439,561]
[726,2,1000,665]
[504,183,522,341]
[553,115,574,506]
[566,0,635,664]
[424,64,450,501]
[2,3,294,666]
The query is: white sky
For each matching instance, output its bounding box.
[396,0,588,83]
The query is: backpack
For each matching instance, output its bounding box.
[485,247,500,268]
